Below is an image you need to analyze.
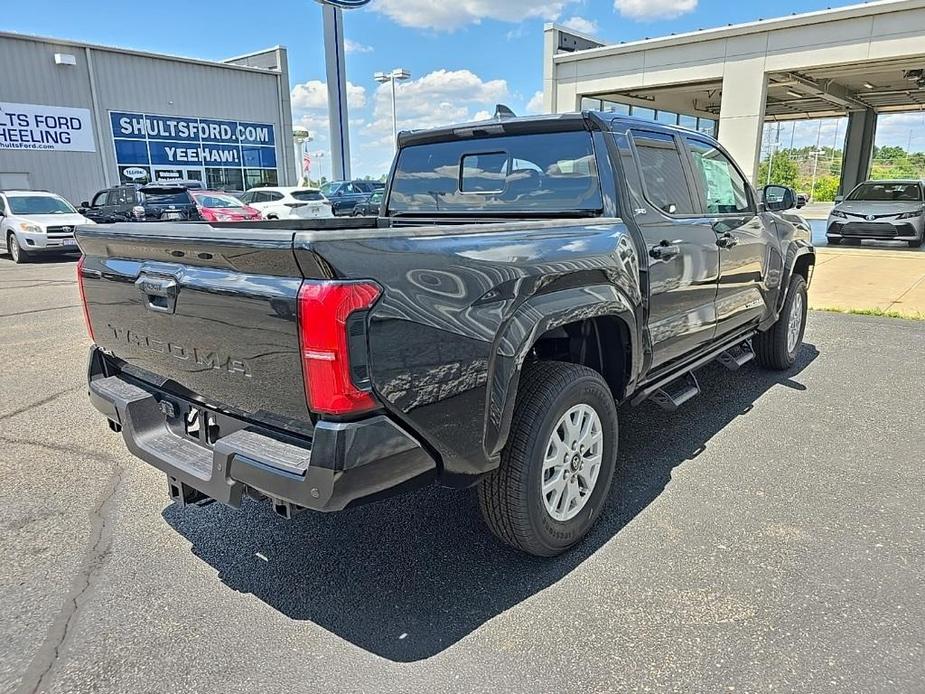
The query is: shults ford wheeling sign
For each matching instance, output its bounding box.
[0,102,96,152]
[110,111,277,171]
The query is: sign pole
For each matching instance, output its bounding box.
[322,4,351,181]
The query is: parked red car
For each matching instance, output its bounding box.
[191,190,262,222]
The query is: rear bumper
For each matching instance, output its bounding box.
[87,351,436,513]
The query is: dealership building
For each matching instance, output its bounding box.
[0,31,296,204]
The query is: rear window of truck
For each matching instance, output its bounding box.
[388,131,603,215]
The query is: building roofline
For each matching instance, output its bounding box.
[0,30,282,75]
[222,46,286,63]
[554,0,925,63]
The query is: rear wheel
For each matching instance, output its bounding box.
[754,274,807,370]
[7,233,29,264]
[477,361,618,557]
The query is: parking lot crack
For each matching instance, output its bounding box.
[0,386,81,422]
[14,461,126,694]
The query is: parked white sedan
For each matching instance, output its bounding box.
[239,187,333,220]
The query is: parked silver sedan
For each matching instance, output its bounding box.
[827,179,925,248]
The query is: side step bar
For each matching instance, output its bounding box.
[716,342,755,371]
[649,372,700,412]
[632,328,758,409]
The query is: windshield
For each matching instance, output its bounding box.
[388,131,603,215]
[320,182,343,196]
[142,190,191,205]
[847,182,923,202]
[369,191,384,204]
[192,192,245,208]
[8,195,76,215]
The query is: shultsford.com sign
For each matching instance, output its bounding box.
[0,102,96,152]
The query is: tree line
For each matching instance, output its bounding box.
[758,145,925,201]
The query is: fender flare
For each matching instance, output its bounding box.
[483,284,640,460]
[777,243,816,314]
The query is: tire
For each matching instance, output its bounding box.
[754,274,808,371]
[7,233,29,264]
[477,361,619,557]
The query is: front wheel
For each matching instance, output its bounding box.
[478,361,618,557]
[754,274,808,370]
[7,234,29,264]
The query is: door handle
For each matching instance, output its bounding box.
[649,241,681,261]
[716,233,739,249]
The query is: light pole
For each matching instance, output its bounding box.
[766,140,781,186]
[808,148,826,202]
[292,126,312,185]
[315,0,372,181]
[374,68,411,150]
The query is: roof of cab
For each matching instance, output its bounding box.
[396,110,718,147]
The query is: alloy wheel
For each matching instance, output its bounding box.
[541,404,603,522]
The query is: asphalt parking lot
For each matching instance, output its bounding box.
[1,255,923,694]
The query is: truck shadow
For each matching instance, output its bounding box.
[163,344,819,662]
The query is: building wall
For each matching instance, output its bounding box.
[0,32,291,204]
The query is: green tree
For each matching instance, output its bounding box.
[811,175,840,202]
[757,152,800,189]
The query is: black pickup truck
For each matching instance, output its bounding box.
[77,113,814,557]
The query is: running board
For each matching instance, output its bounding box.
[716,342,755,371]
[631,327,757,407]
[648,372,700,412]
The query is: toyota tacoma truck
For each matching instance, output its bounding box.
[77,113,814,557]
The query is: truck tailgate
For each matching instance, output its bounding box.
[77,223,312,432]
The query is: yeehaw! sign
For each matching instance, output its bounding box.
[0,102,96,152]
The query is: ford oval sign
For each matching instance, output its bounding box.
[315,0,371,7]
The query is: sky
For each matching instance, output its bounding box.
[5,0,925,178]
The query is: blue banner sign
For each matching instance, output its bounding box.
[110,110,277,186]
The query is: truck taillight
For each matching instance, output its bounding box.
[77,256,95,342]
[297,280,381,416]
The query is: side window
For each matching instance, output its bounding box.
[0,196,5,214]
[631,131,696,215]
[239,192,253,204]
[684,138,753,214]
[265,191,284,202]
[92,191,109,207]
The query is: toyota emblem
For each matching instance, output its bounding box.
[865,215,876,221]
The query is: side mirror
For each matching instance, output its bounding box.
[80,201,90,209]
[834,195,844,204]
[763,185,795,212]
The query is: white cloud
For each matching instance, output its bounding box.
[614,0,697,21]
[291,80,367,114]
[373,0,579,31]
[292,71,515,180]
[369,69,509,137]
[344,38,373,54]
[560,16,599,35]
[526,90,545,114]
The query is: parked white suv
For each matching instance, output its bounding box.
[1,191,94,264]
[239,187,333,220]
